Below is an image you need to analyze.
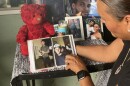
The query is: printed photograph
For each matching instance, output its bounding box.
[53,20,68,36]
[65,16,84,41]
[33,38,54,69]
[65,0,99,18]
[52,36,73,66]
[28,35,76,72]
[85,18,103,40]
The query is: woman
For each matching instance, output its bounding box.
[86,20,95,38]
[65,0,130,86]
[91,23,102,39]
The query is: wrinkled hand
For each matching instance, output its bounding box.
[65,54,87,74]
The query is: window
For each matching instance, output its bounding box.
[0,0,32,15]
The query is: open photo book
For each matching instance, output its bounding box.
[27,35,77,73]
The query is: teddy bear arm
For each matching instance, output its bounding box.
[16,25,28,44]
[43,22,55,35]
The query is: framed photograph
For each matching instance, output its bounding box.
[85,18,104,40]
[65,16,84,41]
[28,35,76,73]
[53,20,68,36]
[65,0,99,18]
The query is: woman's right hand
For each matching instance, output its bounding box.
[65,54,88,74]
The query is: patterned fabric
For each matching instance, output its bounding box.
[10,39,112,86]
[10,44,30,85]
[95,69,112,86]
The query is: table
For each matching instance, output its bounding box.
[11,63,113,86]
[11,39,113,86]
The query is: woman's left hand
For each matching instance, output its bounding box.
[65,54,87,74]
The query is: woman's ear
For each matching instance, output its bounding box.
[125,15,130,32]
[124,15,130,24]
[124,15,130,32]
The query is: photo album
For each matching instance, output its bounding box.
[27,35,77,73]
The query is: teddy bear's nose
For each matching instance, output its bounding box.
[37,18,41,21]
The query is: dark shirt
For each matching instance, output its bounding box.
[55,53,66,66]
[107,40,130,86]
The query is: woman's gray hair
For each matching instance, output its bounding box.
[101,0,130,21]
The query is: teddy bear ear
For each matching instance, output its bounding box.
[41,4,46,8]
[21,4,28,8]
[21,4,28,11]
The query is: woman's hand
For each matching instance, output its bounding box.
[65,54,87,74]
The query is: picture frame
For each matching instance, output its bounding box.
[53,20,68,36]
[65,16,85,41]
[85,18,104,40]
[65,0,99,17]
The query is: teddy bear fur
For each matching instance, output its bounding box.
[16,4,55,56]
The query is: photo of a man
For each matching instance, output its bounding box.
[33,38,54,69]
[39,39,51,68]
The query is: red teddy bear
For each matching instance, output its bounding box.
[16,4,55,56]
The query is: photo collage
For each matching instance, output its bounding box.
[43,0,104,41]
[27,0,104,73]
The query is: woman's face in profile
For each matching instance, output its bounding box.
[97,0,125,38]
[73,0,91,17]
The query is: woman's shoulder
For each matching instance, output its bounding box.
[108,38,124,52]
[110,38,123,45]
